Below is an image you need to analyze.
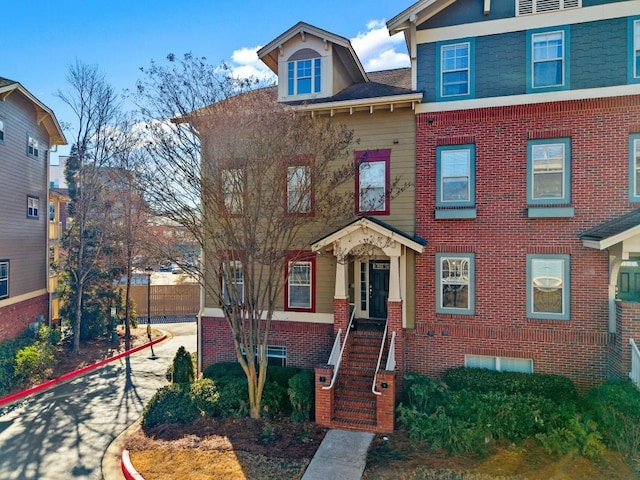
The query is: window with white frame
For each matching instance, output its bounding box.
[436,145,475,207]
[287,165,311,213]
[527,254,570,320]
[222,262,244,304]
[27,196,39,218]
[528,138,571,204]
[0,260,8,299]
[242,345,287,367]
[440,42,470,97]
[27,136,39,158]
[287,50,321,96]
[465,354,534,373]
[288,261,312,309]
[631,134,640,201]
[633,19,640,80]
[436,253,474,315]
[356,150,390,214]
[0,118,4,142]
[222,168,243,214]
[529,29,567,90]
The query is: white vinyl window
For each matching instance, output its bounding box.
[465,355,534,373]
[441,43,470,97]
[532,31,564,88]
[28,136,39,158]
[287,165,311,213]
[436,254,474,315]
[288,261,312,309]
[0,118,4,142]
[27,196,39,218]
[0,261,8,299]
[222,262,244,304]
[527,255,570,320]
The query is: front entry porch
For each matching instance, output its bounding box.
[311,217,426,432]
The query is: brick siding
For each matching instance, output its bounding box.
[0,294,48,340]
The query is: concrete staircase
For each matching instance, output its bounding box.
[332,320,386,429]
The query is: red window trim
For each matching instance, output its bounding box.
[284,155,315,217]
[284,250,316,313]
[355,149,391,215]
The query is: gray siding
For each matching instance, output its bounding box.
[0,91,49,298]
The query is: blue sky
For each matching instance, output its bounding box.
[5,1,411,160]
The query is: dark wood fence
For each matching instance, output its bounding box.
[125,284,199,316]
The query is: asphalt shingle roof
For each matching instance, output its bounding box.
[579,208,640,242]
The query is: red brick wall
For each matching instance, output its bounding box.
[201,316,334,370]
[410,95,640,389]
[0,294,48,340]
[611,301,640,380]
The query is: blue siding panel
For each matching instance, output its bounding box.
[476,32,527,98]
[571,19,627,89]
[419,0,514,29]
[417,43,437,102]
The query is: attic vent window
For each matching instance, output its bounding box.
[517,0,580,15]
[287,49,321,96]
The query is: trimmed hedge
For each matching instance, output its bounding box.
[142,384,200,429]
[442,367,578,403]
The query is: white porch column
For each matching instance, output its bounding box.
[388,254,401,302]
[334,257,348,299]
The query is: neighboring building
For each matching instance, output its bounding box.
[199,0,640,432]
[0,77,67,339]
[48,188,70,326]
[49,155,69,189]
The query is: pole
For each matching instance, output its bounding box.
[147,272,157,359]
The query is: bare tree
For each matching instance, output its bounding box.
[57,60,124,354]
[134,54,356,418]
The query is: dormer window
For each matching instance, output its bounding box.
[287,49,321,96]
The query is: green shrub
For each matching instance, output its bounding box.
[288,370,314,423]
[261,381,287,418]
[142,384,200,429]
[203,362,245,388]
[0,335,31,396]
[217,377,249,418]
[14,341,55,385]
[189,378,220,417]
[266,365,301,388]
[442,367,578,403]
[403,373,450,413]
[583,380,640,458]
[536,414,605,459]
[171,346,194,384]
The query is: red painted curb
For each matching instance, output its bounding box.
[121,449,145,480]
[0,334,168,407]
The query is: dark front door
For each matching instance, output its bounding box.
[619,259,640,302]
[369,260,390,319]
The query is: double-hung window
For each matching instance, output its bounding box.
[286,259,314,311]
[0,260,8,299]
[436,144,476,218]
[287,50,321,96]
[0,118,4,142]
[631,134,640,202]
[527,27,569,92]
[222,168,243,215]
[356,149,390,215]
[630,18,640,83]
[527,254,570,320]
[287,165,312,214]
[27,136,39,158]
[527,138,573,217]
[465,354,533,373]
[222,262,244,305]
[27,196,39,218]
[436,253,475,315]
[436,39,474,100]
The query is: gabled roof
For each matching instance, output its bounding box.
[579,209,640,250]
[0,77,67,146]
[257,21,368,84]
[387,0,455,35]
[312,216,427,253]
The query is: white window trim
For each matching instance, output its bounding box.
[288,261,312,309]
[465,354,534,373]
[287,58,321,96]
[287,165,311,214]
[441,42,470,98]
[27,135,39,158]
[0,260,8,299]
[27,196,39,218]
[532,30,565,89]
[222,262,244,304]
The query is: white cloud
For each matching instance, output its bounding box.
[351,20,410,72]
[227,46,276,83]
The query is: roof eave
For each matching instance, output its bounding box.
[581,223,640,251]
[290,92,423,115]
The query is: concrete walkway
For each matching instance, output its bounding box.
[301,429,374,480]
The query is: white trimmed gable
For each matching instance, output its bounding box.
[257,22,369,103]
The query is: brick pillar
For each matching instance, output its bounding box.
[387,299,404,395]
[314,365,334,427]
[334,297,350,334]
[375,370,396,432]
[614,301,640,380]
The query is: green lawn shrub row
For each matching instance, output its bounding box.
[397,369,608,458]
[442,366,578,403]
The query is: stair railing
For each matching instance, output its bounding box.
[630,338,640,388]
[322,303,356,390]
[386,331,397,371]
[372,321,390,395]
